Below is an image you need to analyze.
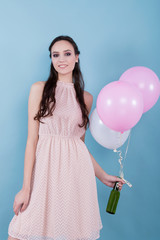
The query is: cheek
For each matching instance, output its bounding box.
[52,58,57,65]
[68,57,76,66]
[51,59,58,69]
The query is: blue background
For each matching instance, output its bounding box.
[0,0,160,239]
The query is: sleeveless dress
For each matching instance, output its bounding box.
[8,80,103,240]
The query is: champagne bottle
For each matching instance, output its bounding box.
[106,180,120,214]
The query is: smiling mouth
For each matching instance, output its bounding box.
[58,65,68,68]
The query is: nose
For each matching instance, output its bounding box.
[59,55,65,62]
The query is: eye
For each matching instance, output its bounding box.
[53,54,59,57]
[65,52,71,56]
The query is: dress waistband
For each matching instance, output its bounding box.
[38,133,80,139]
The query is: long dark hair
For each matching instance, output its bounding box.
[34,35,89,130]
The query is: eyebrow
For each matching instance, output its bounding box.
[51,49,72,54]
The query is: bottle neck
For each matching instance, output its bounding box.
[113,182,120,191]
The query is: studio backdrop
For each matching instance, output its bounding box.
[0,0,160,240]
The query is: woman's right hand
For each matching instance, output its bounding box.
[13,188,31,216]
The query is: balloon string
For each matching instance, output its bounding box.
[123,130,131,168]
[113,130,132,188]
[113,149,124,178]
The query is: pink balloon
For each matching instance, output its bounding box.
[119,66,160,113]
[96,81,144,132]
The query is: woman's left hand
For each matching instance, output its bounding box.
[102,174,126,191]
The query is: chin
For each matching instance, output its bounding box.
[58,69,73,75]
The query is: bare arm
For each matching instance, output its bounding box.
[22,81,44,191]
[81,91,125,190]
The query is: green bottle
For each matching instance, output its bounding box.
[106,180,120,214]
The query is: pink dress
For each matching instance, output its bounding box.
[8,80,103,240]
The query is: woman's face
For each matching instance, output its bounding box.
[51,40,79,77]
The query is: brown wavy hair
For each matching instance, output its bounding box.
[34,35,90,130]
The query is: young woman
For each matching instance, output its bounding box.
[8,35,125,240]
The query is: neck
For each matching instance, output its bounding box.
[58,72,73,83]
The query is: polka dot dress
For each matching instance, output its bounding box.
[8,80,103,240]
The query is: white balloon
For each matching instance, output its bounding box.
[89,108,131,150]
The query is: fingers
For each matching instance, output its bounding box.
[13,205,20,216]
[13,201,22,215]
[117,184,122,191]
[117,181,123,186]
[20,202,28,212]
[117,177,126,184]
[14,203,27,215]
[105,175,126,189]
[116,177,126,190]
[117,181,124,191]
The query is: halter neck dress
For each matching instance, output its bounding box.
[8,80,103,240]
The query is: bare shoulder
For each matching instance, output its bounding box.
[84,90,93,103]
[84,90,93,113]
[29,81,45,98]
[28,81,46,116]
[27,81,46,142]
[31,81,45,91]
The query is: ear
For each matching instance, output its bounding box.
[75,54,79,63]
